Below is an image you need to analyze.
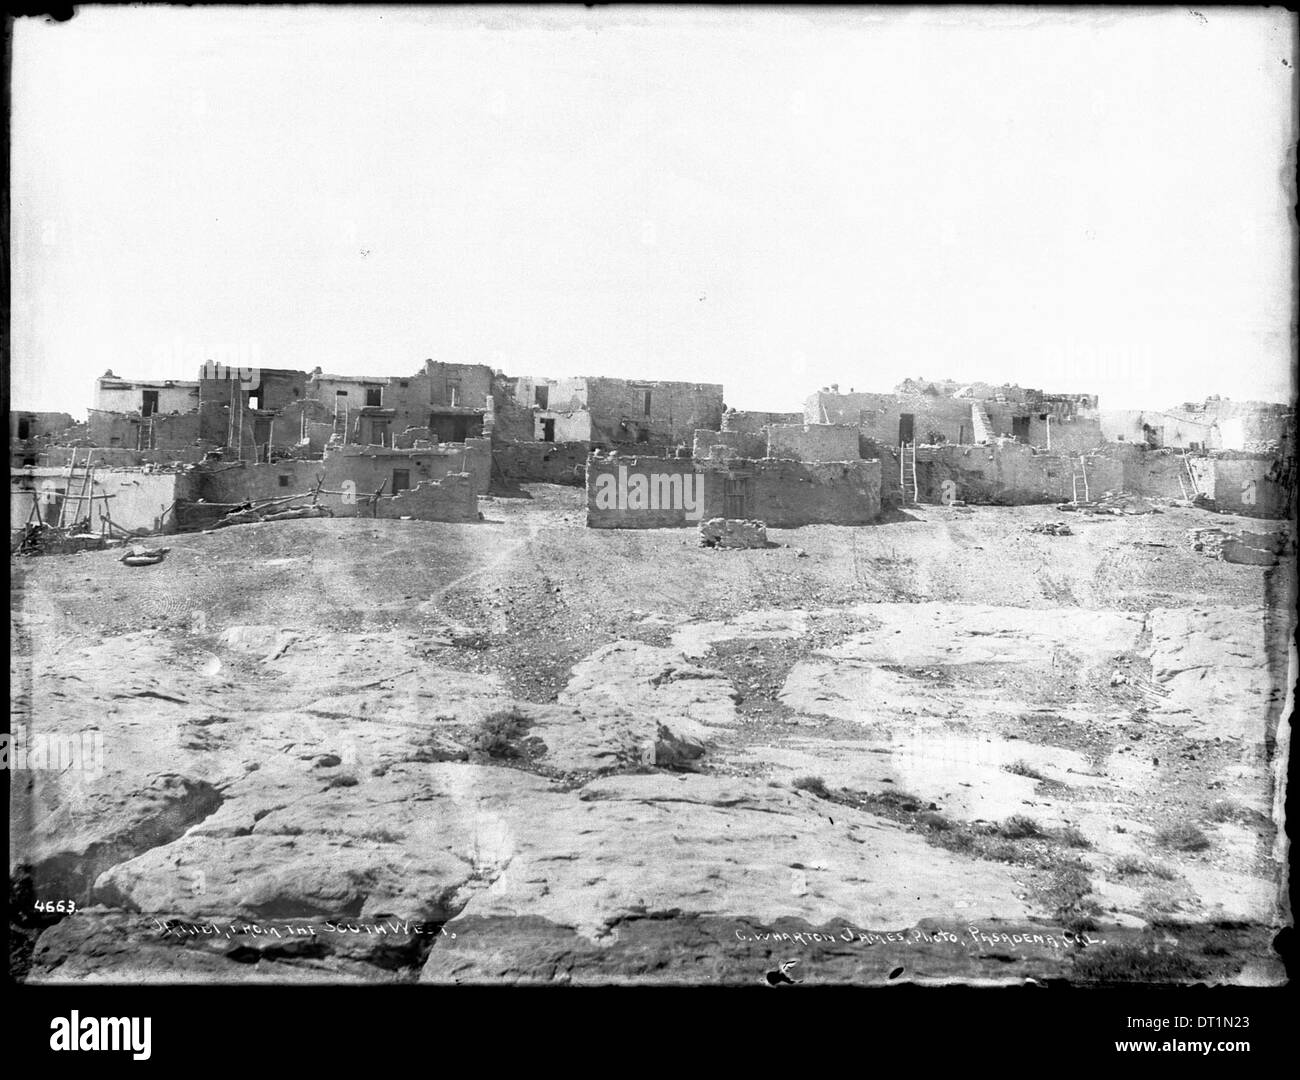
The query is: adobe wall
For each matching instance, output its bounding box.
[722,410,801,434]
[806,390,975,445]
[94,380,200,415]
[984,404,1105,451]
[12,469,197,534]
[491,440,589,485]
[586,378,724,447]
[196,439,493,505]
[914,444,1124,505]
[766,423,860,462]
[1209,454,1294,519]
[87,409,204,451]
[374,474,478,522]
[586,455,881,528]
[40,446,213,468]
[692,429,766,460]
[10,413,77,440]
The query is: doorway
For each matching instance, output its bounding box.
[724,475,750,518]
[898,413,915,445]
[142,390,159,417]
[540,418,555,442]
[1012,415,1031,442]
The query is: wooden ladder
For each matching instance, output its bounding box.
[1070,455,1090,504]
[1183,453,1200,498]
[57,449,95,528]
[899,442,918,504]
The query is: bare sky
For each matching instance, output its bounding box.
[9,6,1296,415]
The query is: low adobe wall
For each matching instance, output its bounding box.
[586,455,881,528]
[914,444,1124,505]
[491,440,589,485]
[692,429,766,460]
[1207,454,1294,518]
[766,423,861,462]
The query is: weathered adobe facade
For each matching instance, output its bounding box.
[805,380,1104,453]
[492,374,723,448]
[1100,399,1296,453]
[586,454,882,529]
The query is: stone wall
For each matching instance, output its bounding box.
[766,423,861,462]
[586,455,881,528]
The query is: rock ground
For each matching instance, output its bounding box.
[9,486,1293,984]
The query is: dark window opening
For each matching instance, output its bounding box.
[365,386,383,407]
[643,389,652,416]
[636,426,651,443]
[247,388,263,409]
[898,413,915,444]
[142,390,159,417]
[22,456,37,467]
[1011,415,1031,442]
[535,385,549,409]
[446,381,461,407]
[336,389,348,397]
[541,418,555,442]
[371,421,390,446]
[278,475,291,488]
[17,419,31,439]
[392,469,410,494]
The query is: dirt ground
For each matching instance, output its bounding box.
[9,486,1294,984]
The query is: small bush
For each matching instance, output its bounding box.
[793,775,832,799]
[916,811,953,832]
[933,829,976,853]
[876,788,925,812]
[326,774,358,789]
[1057,826,1092,849]
[472,707,531,758]
[1156,823,1211,852]
[999,814,1043,839]
[1114,855,1177,880]
[1004,759,1045,780]
[1114,855,1148,877]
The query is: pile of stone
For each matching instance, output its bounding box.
[1027,521,1072,536]
[699,517,771,549]
[1188,527,1287,566]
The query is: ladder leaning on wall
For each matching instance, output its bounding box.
[57,449,95,528]
[899,441,918,504]
[1070,455,1090,505]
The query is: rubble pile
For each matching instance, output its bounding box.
[1058,491,1160,515]
[1027,521,1072,536]
[699,517,771,549]
[1188,527,1288,567]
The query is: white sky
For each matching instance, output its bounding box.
[9,5,1296,415]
